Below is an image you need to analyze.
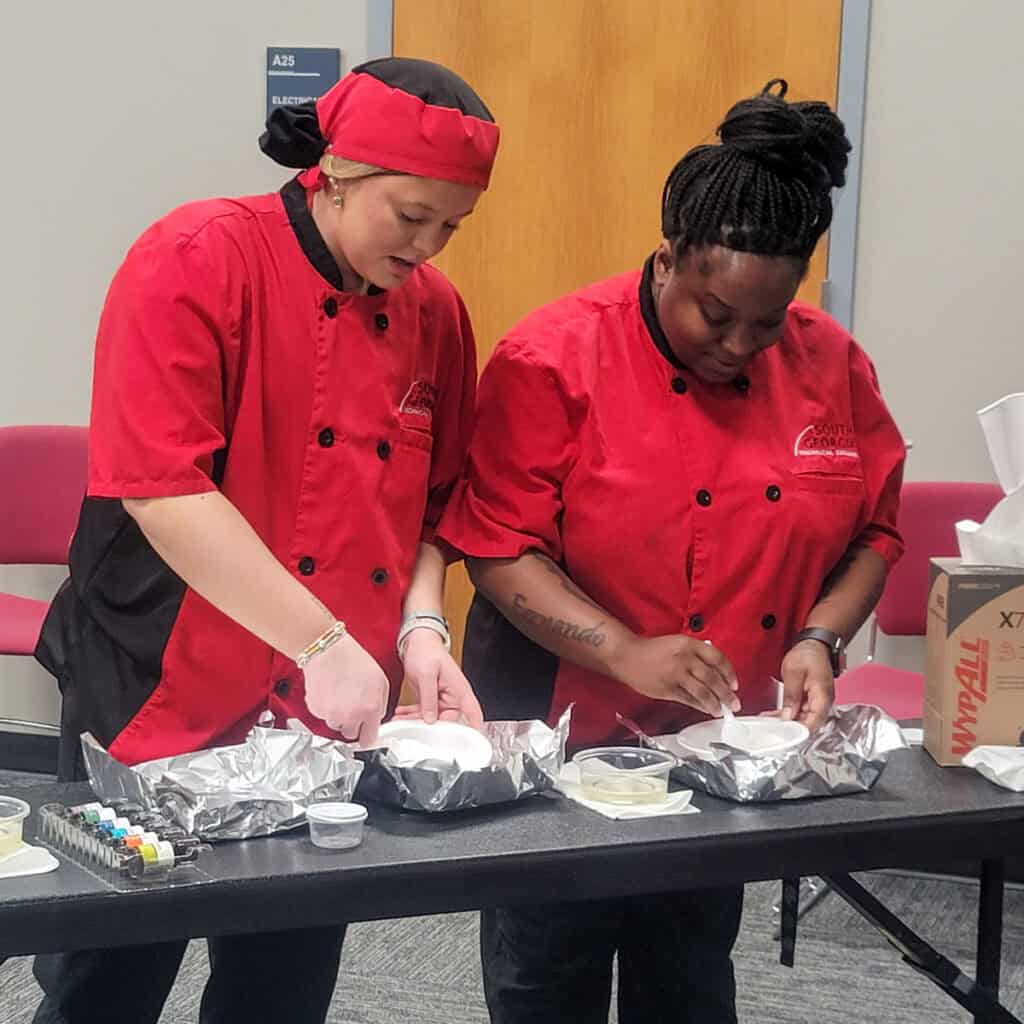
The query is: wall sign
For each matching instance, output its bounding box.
[266,47,342,118]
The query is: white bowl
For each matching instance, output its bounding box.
[376,720,494,771]
[676,717,809,759]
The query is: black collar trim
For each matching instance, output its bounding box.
[638,253,751,394]
[639,254,686,371]
[280,177,384,295]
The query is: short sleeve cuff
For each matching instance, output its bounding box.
[854,528,904,569]
[88,473,218,500]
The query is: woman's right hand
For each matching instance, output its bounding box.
[609,634,740,716]
[302,634,390,746]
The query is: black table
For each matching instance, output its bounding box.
[2,748,1022,1022]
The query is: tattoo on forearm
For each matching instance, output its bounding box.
[511,592,607,647]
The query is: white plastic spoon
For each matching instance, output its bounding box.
[702,639,749,746]
[720,701,752,747]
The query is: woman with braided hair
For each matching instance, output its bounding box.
[439,80,905,1023]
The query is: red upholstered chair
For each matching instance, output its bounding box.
[0,426,88,737]
[834,480,1004,718]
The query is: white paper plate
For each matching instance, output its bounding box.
[376,720,494,771]
[676,717,809,759]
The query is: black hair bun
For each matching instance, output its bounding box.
[259,100,327,169]
[717,79,850,192]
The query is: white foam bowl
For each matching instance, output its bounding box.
[676,717,809,759]
[376,720,494,771]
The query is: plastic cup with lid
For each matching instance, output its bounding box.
[306,802,369,850]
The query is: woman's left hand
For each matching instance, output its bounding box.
[397,628,485,728]
[779,639,835,731]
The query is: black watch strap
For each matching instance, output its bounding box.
[793,627,846,677]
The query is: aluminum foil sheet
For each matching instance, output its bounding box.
[647,704,908,803]
[354,709,571,813]
[80,725,363,840]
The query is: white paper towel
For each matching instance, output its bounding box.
[979,393,1024,493]
[956,393,1024,568]
[556,764,700,820]
[963,746,1024,792]
[0,843,59,879]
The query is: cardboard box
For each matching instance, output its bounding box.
[924,558,1024,765]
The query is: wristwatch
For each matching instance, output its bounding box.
[793,627,846,677]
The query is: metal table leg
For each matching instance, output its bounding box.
[778,876,800,967]
[822,870,1020,1024]
[773,877,834,946]
[977,858,1005,1022]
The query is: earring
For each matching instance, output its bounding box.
[330,178,344,208]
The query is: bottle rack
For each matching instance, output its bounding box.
[37,799,212,893]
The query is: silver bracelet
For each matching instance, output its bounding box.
[295,620,348,669]
[397,612,451,656]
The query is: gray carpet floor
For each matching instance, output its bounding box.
[2,769,1022,1022]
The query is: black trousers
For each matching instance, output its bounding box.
[32,925,347,1024]
[480,886,743,1024]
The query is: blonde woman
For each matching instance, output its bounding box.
[34,58,498,1024]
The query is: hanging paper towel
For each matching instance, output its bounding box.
[956,393,1024,568]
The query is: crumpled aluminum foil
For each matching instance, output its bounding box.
[80,723,363,840]
[646,704,908,803]
[354,709,571,813]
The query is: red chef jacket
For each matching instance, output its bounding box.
[37,178,477,765]
[438,257,905,749]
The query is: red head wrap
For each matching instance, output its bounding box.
[260,58,499,190]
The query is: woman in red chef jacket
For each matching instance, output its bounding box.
[33,58,497,1024]
[439,81,905,1024]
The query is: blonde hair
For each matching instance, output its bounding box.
[318,154,400,181]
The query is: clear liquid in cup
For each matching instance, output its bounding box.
[0,798,29,857]
[581,773,669,805]
[0,823,24,857]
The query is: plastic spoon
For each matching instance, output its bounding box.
[720,701,752,747]
[701,639,749,746]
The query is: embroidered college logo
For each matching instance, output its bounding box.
[793,422,859,458]
[400,379,439,421]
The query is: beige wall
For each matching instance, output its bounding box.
[0,1,377,733]
[850,0,1024,670]
[854,0,1023,486]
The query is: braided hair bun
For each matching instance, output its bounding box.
[661,79,852,262]
[718,79,849,192]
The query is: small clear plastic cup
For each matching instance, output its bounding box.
[37,803,66,844]
[573,746,676,805]
[306,802,368,849]
[0,797,31,858]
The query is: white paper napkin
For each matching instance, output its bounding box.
[0,843,59,879]
[556,764,699,820]
[956,393,1024,568]
[980,393,1024,494]
[963,746,1024,792]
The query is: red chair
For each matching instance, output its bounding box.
[0,426,87,765]
[0,424,88,659]
[835,480,1004,718]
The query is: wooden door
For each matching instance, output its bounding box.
[394,0,843,662]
